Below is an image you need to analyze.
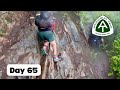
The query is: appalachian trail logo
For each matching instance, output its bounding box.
[92,15,113,36]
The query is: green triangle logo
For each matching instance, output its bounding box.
[92,15,113,36]
[96,20,110,33]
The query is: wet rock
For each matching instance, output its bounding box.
[0,11,8,16]
[64,20,82,53]
[0,55,5,60]
[55,51,74,79]
[81,70,86,77]
[10,43,18,49]
[0,71,2,79]
[0,46,2,52]
[60,34,68,48]
[16,48,25,55]
[0,11,40,79]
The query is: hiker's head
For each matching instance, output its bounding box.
[40,11,53,20]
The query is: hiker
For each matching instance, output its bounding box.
[88,29,104,50]
[35,11,60,62]
[88,29,104,60]
[88,25,104,49]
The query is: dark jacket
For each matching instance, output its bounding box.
[88,34,102,48]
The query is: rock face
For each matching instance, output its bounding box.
[0,11,111,79]
[0,11,40,79]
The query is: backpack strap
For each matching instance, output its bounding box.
[51,20,56,31]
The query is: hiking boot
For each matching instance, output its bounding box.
[41,48,48,55]
[53,56,61,62]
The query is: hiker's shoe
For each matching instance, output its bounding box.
[41,48,48,55]
[53,56,61,62]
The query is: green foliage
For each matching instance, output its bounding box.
[108,35,120,79]
[108,72,113,76]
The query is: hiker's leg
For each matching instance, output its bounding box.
[44,31,57,56]
[50,40,60,62]
[37,31,44,47]
[43,41,49,50]
[37,31,48,55]
[45,31,60,62]
[50,40,57,56]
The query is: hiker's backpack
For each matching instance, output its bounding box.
[35,11,56,30]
